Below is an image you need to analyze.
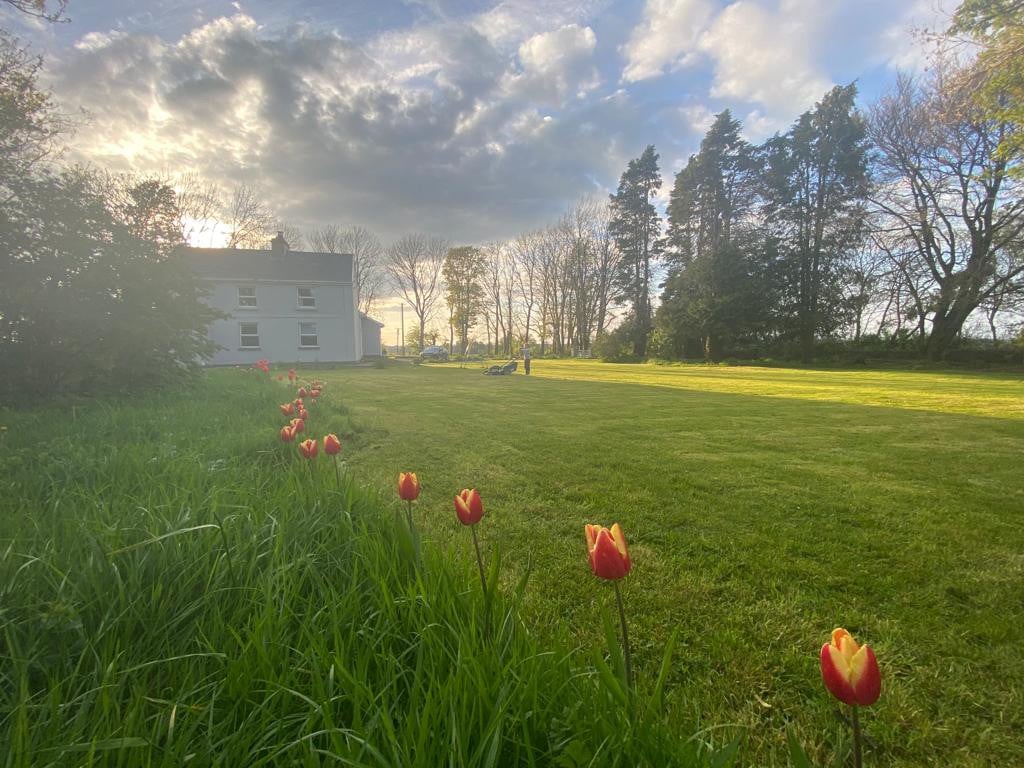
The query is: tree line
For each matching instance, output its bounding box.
[418,64,1021,362]
[2,0,1021,402]
[372,35,1022,363]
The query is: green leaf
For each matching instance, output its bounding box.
[787,728,814,768]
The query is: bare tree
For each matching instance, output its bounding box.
[278,223,305,251]
[309,224,385,316]
[386,234,447,350]
[510,231,542,347]
[980,247,1024,340]
[2,0,67,22]
[842,243,890,340]
[224,184,275,249]
[344,226,385,316]
[482,242,507,355]
[175,173,222,246]
[868,61,1024,358]
[307,224,345,255]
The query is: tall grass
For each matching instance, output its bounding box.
[0,373,731,766]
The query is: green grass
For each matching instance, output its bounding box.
[317,359,1024,766]
[2,360,1022,766]
[0,372,731,767]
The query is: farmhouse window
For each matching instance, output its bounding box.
[237,286,257,308]
[299,321,319,348]
[297,287,316,309]
[239,322,260,348]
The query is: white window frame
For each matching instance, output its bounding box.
[299,321,319,349]
[239,322,260,349]
[237,285,258,309]
[297,286,316,310]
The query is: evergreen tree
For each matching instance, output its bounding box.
[608,145,662,358]
[658,111,763,360]
[762,84,869,361]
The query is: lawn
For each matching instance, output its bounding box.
[2,359,1021,766]
[321,359,1024,766]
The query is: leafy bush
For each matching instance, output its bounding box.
[593,322,642,363]
[0,168,221,400]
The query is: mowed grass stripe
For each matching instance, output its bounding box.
[523,359,1024,418]
[322,360,1024,766]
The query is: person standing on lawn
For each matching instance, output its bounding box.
[521,346,531,375]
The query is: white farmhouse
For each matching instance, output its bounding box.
[182,233,383,365]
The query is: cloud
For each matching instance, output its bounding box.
[48,12,643,244]
[507,24,600,103]
[698,0,832,117]
[620,0,832,125]
[619,0,952,136]
[620,0,714,82]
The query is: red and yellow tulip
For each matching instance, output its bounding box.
[298,408,309,421]
[585,523,631,581]
[290,417,305,434]
[454,488,484,526]
[279,403,294,416]
[398,472,420,501]
[298,387,308,397]
[820,628,881,707]
[323,434,342,455]
[279,425,296,443]
[298,438,318,459]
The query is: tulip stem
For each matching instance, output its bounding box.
[851,705,863,768]
[333,457,341,490]
[470,525,487,598]
[405,499,414,532]
[614,581,634,694]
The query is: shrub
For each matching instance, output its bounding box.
[0,168,221,400]
[593,322,642,363]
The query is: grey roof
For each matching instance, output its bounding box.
[180,246,353,283]
[360,313,385,327]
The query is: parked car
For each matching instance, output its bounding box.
[419,345,449,362]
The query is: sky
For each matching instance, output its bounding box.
[3,0,957,338]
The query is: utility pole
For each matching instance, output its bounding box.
[400,303,405,357]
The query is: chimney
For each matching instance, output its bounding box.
[270,231,289,256]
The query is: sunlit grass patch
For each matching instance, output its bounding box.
[322,359,1024,766]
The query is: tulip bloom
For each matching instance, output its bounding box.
[323,434,341,455]
[585,523,631,581]
[398,472,420,502]
[310,388,321,398]
[456,489,488,600]
[279,425,296,443]
[290,418,305,434]
[397,472,420,535]
[280,403,294,416]
[298,408,309,421]
[454,488,484,526]
[820,628,881,707]
[821,628,881,768]
[584,522,634,692]
[298,387,308,397]
[298,438,318,459]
